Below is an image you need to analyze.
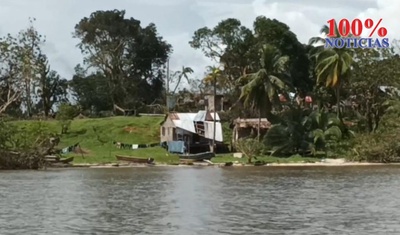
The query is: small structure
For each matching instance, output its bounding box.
[230,118,272,144]
[204,94,224,112]
[160,110,224,153]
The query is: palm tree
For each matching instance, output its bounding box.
[204,65,222,153]
[239,44,292,140]
[265,108,344,156]
[309,22,354,118]
[172,66,194,94]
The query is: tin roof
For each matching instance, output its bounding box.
[165,111,223,142]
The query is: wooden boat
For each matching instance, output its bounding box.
[59,156,74,163]
[44,155,74,164]
[115,155,154,164]
[178,151,215,161]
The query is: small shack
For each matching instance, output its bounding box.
[230,118,272,144]
[160,110,225,153]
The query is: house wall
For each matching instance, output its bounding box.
[160,117,175,142]
[175,128,194,142]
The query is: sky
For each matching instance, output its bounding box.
[0,0,399,88]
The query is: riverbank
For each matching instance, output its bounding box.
[6,116,385,168]
[59,158,400,169]
[9,116,328,165]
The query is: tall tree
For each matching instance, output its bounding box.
[73,10,171,112]
[309,23,354,118]
[350,47,400,132]
[239,44,292,139]
[190,17,311,104]
[253,16,312,94]
[70,72,113,115]
[17,18,45,117]
[0,34,23,114]
[35,55,68,117]
[204,66,222,153]
[189,18,255,93]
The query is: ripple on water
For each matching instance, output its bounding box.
[2,166,400,234]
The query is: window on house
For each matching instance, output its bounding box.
[162,127,165,136]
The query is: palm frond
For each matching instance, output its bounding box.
[320,25,329,34]
[309,36,325,45]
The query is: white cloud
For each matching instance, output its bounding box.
[356,0,400,41]
[0,0,391,85]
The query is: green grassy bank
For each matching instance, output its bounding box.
[11,116,320,165]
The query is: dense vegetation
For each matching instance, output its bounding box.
[1,10,400,167]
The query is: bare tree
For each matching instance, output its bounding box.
[0,35,23,114]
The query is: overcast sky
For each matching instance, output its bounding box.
[0,0,398,85]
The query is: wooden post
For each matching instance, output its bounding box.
[166,58,170,112]
[212,75,217,153]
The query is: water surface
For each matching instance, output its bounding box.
[1,166,400,234]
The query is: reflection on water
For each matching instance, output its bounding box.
[2,166,400,234]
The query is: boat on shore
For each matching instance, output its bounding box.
[44,155,74,164]
[178,152,215,161]
[115,155,154,164]
[59,156,74,163]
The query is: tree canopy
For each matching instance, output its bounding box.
[73,9,172,113]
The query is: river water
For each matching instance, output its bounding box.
[1,166,400,234]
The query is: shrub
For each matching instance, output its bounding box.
[234,138,263,163]
[350,132,400,163]
[56,103,79,134]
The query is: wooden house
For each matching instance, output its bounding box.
[230,118,272,145]
[160,110,224,153]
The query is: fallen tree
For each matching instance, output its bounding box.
[0,120,59,170]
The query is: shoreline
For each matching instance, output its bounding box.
[3,161,400,171]
[64,161,400,169]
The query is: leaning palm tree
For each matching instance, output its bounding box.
[172,66,194,94]
[309,22,354,118]
[239,44,292,140]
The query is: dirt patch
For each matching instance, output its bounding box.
[123,126,138,133]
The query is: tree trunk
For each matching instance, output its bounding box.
[25,86,33,117]
[366,99,373,133]
[166,58,170,112]
[335,84,341,119]
[42,95,49,117]
[44,105,49,117]
[257,109,261,142]
[211,74,217,153]
[248,156,252,164]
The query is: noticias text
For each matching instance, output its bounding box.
[325,37,389,48]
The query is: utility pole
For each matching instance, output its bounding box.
[166,58,170,112]
[212,72,217,153]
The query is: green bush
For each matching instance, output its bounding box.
[350,132,400,163]
[234,138,263,163]
[56,103,79,134]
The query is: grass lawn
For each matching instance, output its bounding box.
[12,116,180,164]
[11,116,323,165]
